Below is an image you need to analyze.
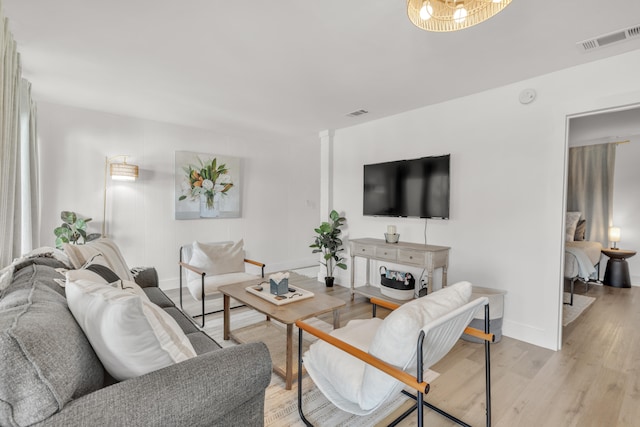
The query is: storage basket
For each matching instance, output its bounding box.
[379,266,415,300]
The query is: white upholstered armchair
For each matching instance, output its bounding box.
[179,240,265,327]
[296,281,494,426]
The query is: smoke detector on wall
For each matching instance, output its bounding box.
[577,24,640,52]
[519,88,537,105]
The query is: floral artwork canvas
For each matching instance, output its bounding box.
[175,151,241,219]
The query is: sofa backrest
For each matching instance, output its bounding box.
[0,262,104,427]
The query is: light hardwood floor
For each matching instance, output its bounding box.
[170,279,640,427]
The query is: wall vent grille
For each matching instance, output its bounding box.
[346,109,369,117]
[577,24,640,52]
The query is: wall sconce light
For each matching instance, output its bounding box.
[608,226,621,250]
[103,155,139,237]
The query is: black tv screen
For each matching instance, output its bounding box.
[363,154,450,219]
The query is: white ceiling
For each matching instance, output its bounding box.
[4,0,640,142]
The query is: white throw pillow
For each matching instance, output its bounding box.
[66,279,196,381]
[187,240,245,282]
[565,211,582,242]
[63,238,133,281]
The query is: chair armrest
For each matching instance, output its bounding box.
[296,320,429,394]
[463,326,495,343]
[244,258,265,278]
[39,343,272,427]
[179,260,265,278]
[179,261,206,277]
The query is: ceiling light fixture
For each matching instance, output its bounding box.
[407,0,512,32]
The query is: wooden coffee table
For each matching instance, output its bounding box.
[219,274,345,389]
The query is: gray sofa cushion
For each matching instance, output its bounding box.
[0,264,104,427]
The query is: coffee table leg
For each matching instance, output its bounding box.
[286,323,293,390]
[223,294,230,340]
[333,309,340,329]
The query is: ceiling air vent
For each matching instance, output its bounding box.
[346,109,369,117]
[577,24,640,53]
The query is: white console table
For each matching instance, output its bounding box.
[349,238,450,301]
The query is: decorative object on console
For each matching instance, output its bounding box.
[53,211,101,249]
[310,210,347,287]
[102,155,138,237]
[608,226,621,249]
[385,224,400,243]
[407,0,512,32]
[384,233,400,243]
[175,151,240,219]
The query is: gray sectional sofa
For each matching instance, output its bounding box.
[0,255,272,427]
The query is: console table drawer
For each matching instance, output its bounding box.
[352,244,375,257]
[375,247,397,261]
[397,249,425,266]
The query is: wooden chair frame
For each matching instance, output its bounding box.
[296,297,494,427]
[178,246,265,327]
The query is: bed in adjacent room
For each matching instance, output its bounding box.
[564,213,602,305]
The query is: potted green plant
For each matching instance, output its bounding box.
[53,211,101,249]
[310,210,347,287]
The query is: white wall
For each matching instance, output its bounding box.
[329,49,640,350]
[37,102,321,288]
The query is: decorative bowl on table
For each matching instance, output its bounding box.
[384,233,400,244]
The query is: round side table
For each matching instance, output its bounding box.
[601,248,636,288]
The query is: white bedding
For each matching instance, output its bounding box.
[565,241,602,280]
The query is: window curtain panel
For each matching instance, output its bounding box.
[567,143,616,247]
[0,11,39,267]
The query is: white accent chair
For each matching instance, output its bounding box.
[179,240,265,327]
[296,281,494,427]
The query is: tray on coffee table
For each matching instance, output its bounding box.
[245,284,314,305]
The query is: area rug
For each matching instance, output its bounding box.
[562,292,595,326]
[201,307,332,348]
[200,307,440,426]
[264,370,439,427]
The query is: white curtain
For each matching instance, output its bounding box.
[567,143,616,247]
[0,12,39,267]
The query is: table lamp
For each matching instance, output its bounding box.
[608,227,621,250]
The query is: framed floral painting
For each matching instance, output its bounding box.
[175,151,241,219]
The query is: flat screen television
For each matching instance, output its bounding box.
[363,154,450,219]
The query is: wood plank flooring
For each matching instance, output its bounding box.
[167,279,640,427]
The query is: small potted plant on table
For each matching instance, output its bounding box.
[310,210,347,287]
